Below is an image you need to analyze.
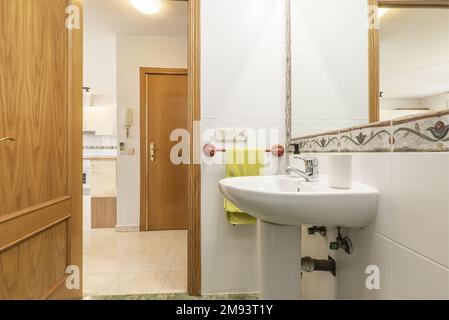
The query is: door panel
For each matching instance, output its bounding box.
[0,0,82,299]
[146,72,188,231]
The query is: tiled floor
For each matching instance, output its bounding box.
[83,228,187,296]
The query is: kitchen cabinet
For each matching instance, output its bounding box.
[83,106,116,136]
[95,106,117,136]
[83,107,96,131]
[90,159,116,197]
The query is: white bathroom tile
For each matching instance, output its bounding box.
[391,153,449,267]
[392,244,449,300]
[337,229,393,300]
[352,153,393,238]
[201,247,259,294]
[201,187,258,249]
[201,163,226,190]
[202,56,284,120]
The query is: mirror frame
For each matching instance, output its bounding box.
[368,0,449,123]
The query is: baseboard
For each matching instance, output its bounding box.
[115,225,140,232]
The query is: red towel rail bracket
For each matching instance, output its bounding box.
[202,143,285,158]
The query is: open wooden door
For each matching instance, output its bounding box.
[0,0,83,299]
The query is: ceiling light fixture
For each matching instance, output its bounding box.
[129,0,160,15]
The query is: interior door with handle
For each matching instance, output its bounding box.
[142,69,189,231]
[0,0,83,299]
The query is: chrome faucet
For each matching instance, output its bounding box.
[286,157,319,182]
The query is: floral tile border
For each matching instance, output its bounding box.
[291,110,449,153]
[292,130,340,153]
[339,121,392,153]
[392,111,449,152]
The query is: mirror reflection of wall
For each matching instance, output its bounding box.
[290,1,369,138]
[379,8,449,121]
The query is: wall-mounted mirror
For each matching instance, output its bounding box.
[377,7,449,121]
[289,1,449,141]
[290,0,370,138]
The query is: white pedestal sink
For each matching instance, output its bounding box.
[219,175,379,300]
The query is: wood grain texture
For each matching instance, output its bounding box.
[0,221,68,300]
[0,198,71,251]
[368,0,380,123]
[0,0,83,299]
[91,196,117,228]
[146,71,189,231]
[379,0,449,7]
[64,0,83,300]
[0,0,69,216]
[187,0,201,297]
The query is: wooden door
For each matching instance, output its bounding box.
[0,0,83,299]
[141,69,189,231]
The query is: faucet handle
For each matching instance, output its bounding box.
[293,156,319,181]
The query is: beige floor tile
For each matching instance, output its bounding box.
[121,249,176,273]
[171,249,188,272]
[161,271,187,293]
[83,273,118,296]
[84,252,131,274]
[83,229,187,296]
[106,272,167,295]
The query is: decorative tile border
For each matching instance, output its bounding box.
[339,121,392,153]
[291,110,449,153]
[83,145,117,150]
[392,111,449,152]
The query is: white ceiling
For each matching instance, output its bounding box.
[85,0,188,37]
[380,8,449,99]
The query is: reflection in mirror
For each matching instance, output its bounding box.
[379,8,449,121]
[290,1,369,138]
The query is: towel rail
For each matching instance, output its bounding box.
[202,143,285,158]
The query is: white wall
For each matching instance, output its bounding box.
[291,0,369,137]
[83,29,116,105]
[312,153,449,299]
[420,92,449,111]
[200,0,285,294]
[380,94,449,120]
[116,36,187,228]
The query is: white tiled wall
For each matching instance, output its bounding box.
[200,0,285,294]
[314,153,449,299]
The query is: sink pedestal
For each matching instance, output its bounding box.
[259,221,301,300]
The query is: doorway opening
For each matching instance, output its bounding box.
[82,0,200,297]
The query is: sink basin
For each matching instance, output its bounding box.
[218,174,379,300]
[219,175,378,228]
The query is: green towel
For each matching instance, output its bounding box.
[224,148,264,225]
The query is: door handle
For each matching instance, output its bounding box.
[150,143,155,162]
[0,137,15,143]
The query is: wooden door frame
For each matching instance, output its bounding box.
[368,0,449,123]
[139,0,201,296]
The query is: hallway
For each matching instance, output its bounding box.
[83,229,187,296]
